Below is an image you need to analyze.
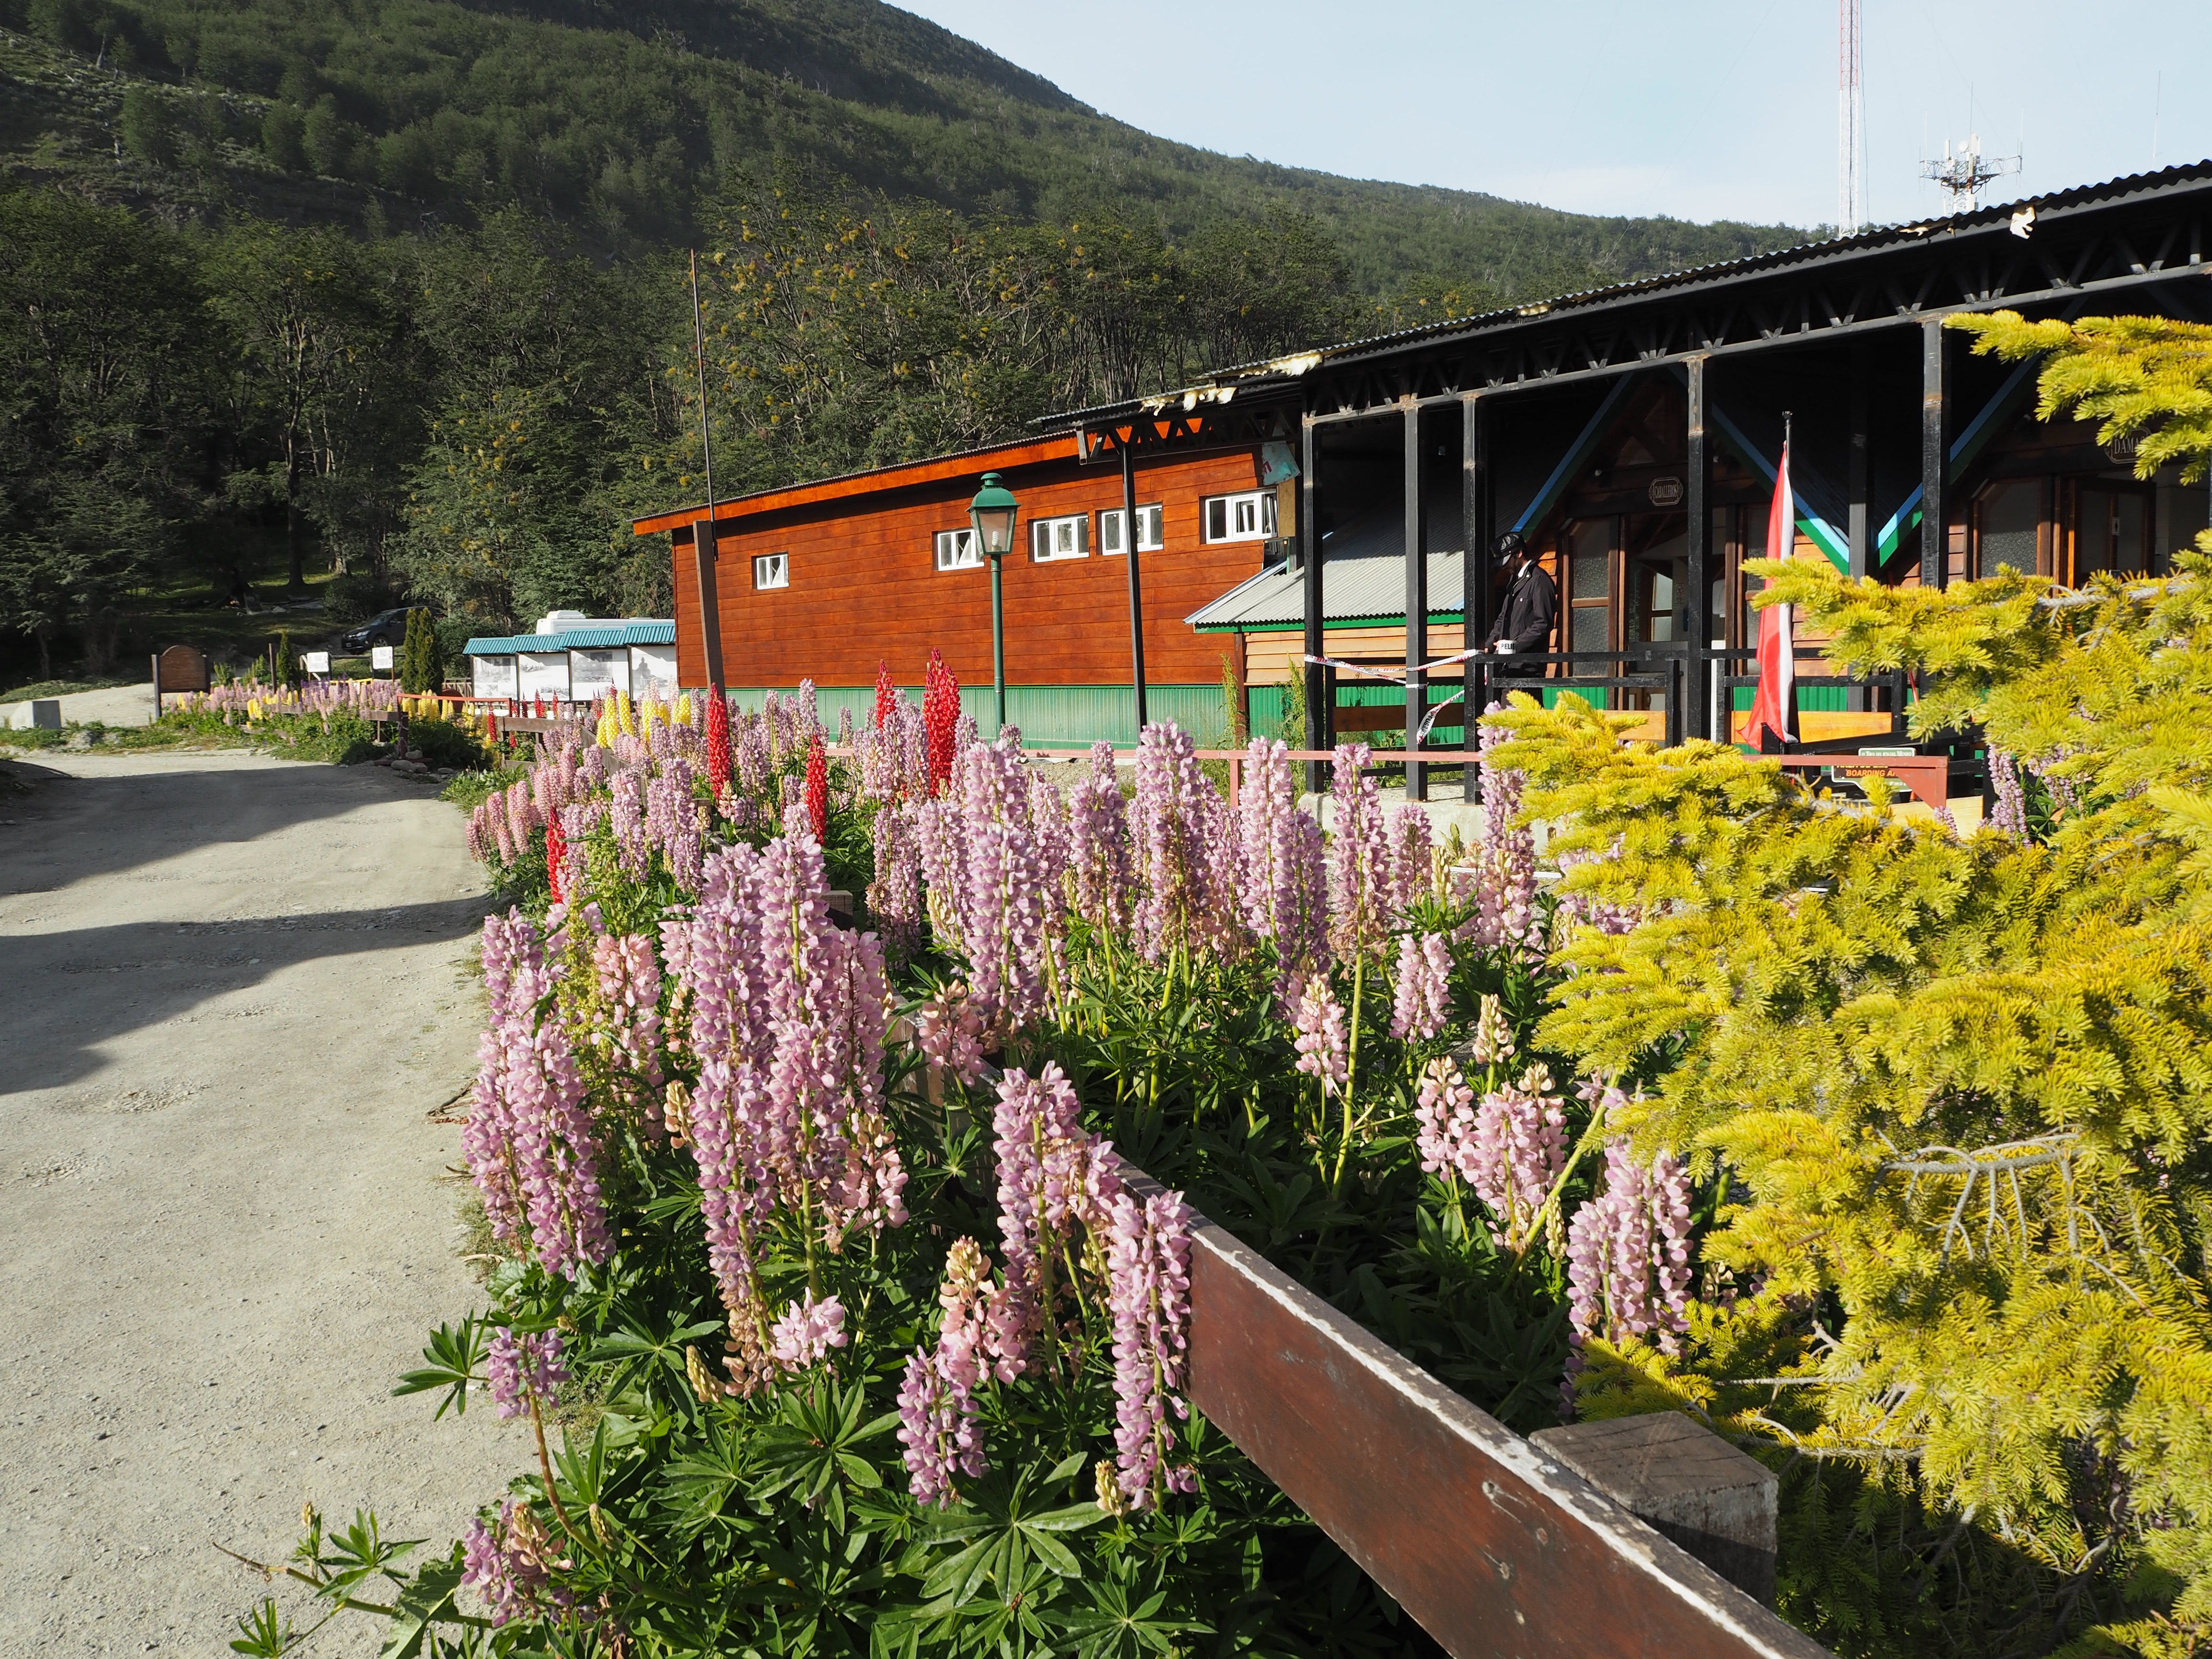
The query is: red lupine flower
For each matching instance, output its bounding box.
[705,686,732,789]
[873,659,896,732]
[544,816,567,905]
[805,733,828,845]
[922,649,959,798]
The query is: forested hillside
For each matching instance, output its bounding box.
[0,0,1804,301]
[0,0,1816,686]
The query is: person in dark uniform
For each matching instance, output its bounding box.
[1481,531,1558,656]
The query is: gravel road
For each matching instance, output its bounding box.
[0,748,526,1656]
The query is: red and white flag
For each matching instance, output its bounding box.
[1745,437,1798,751]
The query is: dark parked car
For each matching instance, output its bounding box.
[341,609,411,652]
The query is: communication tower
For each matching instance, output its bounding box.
[1838,0,1865,234]
[1921,133,2021,211]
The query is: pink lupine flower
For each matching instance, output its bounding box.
[1105,1187,1197,1509]
[1327,744,1388,957]
[897,1345,987,1508]
[912,799,971,955]
[1565,1138,1694,1355]
[462,1499,559,1624]
[953,735,1056,1030]
[465,911,612,1280]
[988,1063,1120,1376]
[1458,706,1540,956]
[867,803,925,961]
[1130,722,1239,961]
[1067,741,1134,933]
[487,1327,568,1419]
[734,708,769,793]
[590,931,665,1116]
[769,1293,848,1369]
[1237,738,1330,980]
[609,769,647,878]
[916,981,989,1085]
[1289,972,1349,1097]
[1389,931,1454,1041]
[1385,802,1434,917]
[1465,1068,1567,1253]
[1468,991,1515,1067]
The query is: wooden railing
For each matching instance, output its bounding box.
[1118,1160,1836,1659]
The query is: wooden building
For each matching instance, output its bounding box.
[630,435,1291,743]
[637,162,2212,757]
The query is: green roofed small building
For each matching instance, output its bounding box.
[462,612,676,704]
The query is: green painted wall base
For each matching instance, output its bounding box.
[712,684,1231,748]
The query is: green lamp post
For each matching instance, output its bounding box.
[968,471,1021,733]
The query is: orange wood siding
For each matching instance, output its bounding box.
[667,448,1270,688]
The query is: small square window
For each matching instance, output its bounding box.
[1100,504,1164,555]
[753,553,789,590]
[1030,513,1090,561]
[934,528,980,570]
[1202,490,1276,544]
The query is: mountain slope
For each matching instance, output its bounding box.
[0,0,1808,300]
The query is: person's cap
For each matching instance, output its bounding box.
[1492,530,1527,561]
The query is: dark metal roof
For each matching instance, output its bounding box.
[1036,160,2212,431]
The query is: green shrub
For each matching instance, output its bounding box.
[405,714,489,771]
[399,607,442,693]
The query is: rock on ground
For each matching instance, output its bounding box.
[0,749,527,1655]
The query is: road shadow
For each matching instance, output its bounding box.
[0,752,438,897]
[3,895,493,1098]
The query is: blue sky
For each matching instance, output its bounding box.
[899,0,2209,231]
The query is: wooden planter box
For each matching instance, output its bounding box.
[1134,1167,1836,1659]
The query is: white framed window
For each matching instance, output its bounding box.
[1030,513,1090,561]
[1099,504,1164,555]
[934,528,980,571]
[753,552,789,589]
[1202,490,1277,544]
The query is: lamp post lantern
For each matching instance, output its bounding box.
[968,471,1020,733]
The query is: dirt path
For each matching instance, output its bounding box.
[0,749,525,1656]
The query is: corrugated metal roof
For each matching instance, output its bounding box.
[1040,161,2212,431]
[1187,552,1463,630]
[465,621,675,656]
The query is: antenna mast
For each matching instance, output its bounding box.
[1838,0,1864,234]
[1920,132,2020,212]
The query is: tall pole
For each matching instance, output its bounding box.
[1460,393,1491,804]
[1839,0,1864,235]
[1922,318,1949,590]
[1402,400,1429,800]
[990,551,1006,734]
[687,251,726,692]
[1300,413,1326,792]
[1685,354,1711,742]
[1122,432,1148,733]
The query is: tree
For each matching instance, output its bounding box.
[203,225,389,592]
[398,606,441,692]
[1491,311,2212,1655]
[396,212,675,627]
[0,189,210,676]
[119,85,177,167]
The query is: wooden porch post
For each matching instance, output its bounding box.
[1301,413,1327,791]
[1922,318,1949,590]
[1685,354,1712,742]
[1404,399,1429,800]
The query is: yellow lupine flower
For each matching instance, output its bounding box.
[675,693,693,726]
